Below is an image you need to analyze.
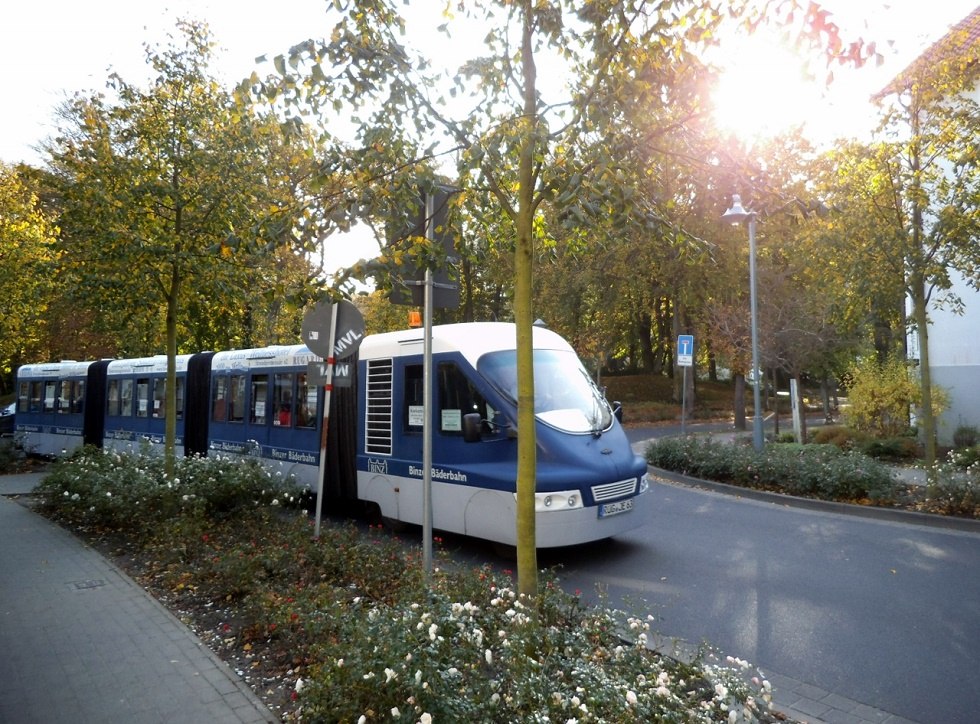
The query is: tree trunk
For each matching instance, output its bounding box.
[514,4,538,598]
[734,373,746,430]
[910,279,937,467]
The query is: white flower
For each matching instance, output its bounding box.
[626,690,637,706]
[485,649,493,665]
[384,667,397,683]
[729,710,738,724]
[419,714,433,724]
[336,658,344,667]
[391,707,400,717]
[715,683,728,699]
[428,623,438,641]
[294,677,304,693]
[358,716,366,724]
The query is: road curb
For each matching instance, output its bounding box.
[648,465,980,535]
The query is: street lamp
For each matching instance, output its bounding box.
[722,194,764,452]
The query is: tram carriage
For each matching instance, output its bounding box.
[14,322,650,547]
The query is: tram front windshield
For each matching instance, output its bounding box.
[478,349,613,434]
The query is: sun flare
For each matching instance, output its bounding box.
[710,33,828,143]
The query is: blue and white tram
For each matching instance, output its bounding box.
[103,354,194,454]
[14,322,651,547]
[14,360,96,456]
[207,346,323,487]
[356,322,651,548]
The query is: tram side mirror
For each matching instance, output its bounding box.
[462,413,483,443]
[612,400,623,424]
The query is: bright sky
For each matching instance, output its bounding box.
[2,0,977,269]
[711,0,980,144]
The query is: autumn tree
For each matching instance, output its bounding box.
[0,163,59,390]
[46,20,312,472]
[812,38,980,464]
[251,0,878,597]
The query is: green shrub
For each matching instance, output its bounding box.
[950,445,980,470]
[299,570,772,723]
[952,425,979,449]
[0,438,22,474]
[857,436,919,462]
[810,425,870,450]
[36,447,296,538]
[918,451,980,517]
[646,436,896,502]
[33,448,779,722]
[844,356,946,438]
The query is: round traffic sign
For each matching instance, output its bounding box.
[301,299,365,359]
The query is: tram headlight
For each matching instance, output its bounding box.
[535,490,584,512]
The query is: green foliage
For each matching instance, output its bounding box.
[844,356,945,438]
[35,448,779,721]
[299,573,771,723]
[0,438,23,474]
[646,436,897,502]
[36,447,296,539]
[917,450,980,518]
[952,425,979,449]
[856,436,919,462]
[810,424,871,449]
[0,163,59,377]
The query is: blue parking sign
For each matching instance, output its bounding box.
[677,334,694,367]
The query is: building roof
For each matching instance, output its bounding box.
[878,5,980,97]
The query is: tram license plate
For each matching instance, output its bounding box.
[598,498,633,518]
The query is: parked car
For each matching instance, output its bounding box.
[0,402,15,437]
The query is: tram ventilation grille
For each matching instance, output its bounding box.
[591,478,637,502]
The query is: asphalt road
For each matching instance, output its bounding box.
[532,424,980,723]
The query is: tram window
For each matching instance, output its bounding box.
[29,381,42,412]
[43,381,57,412]
[403,364,423,432]
[107,380,120,416]
[251,374,269,424]
[153,379,165,418]
[229,375,245,423]
[438,363,489,434]
[56,380,70,414]
[17,381,28,413]
[136,378,150,418]
[273,373,294,427]
[119,379,133,417]
[70,381,85,414]
[296,373,316,428]
[175,377,184,420]
[212,376,228,421]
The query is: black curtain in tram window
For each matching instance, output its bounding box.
[325,351,358,500]
[83,360,111,447]
[184,352,215,457]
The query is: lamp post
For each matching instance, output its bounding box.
[722,194,764,452]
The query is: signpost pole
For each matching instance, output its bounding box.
[313,303,339,539]
[421,193,435,577]
[681,366,688,436]
[677,334,694,435]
